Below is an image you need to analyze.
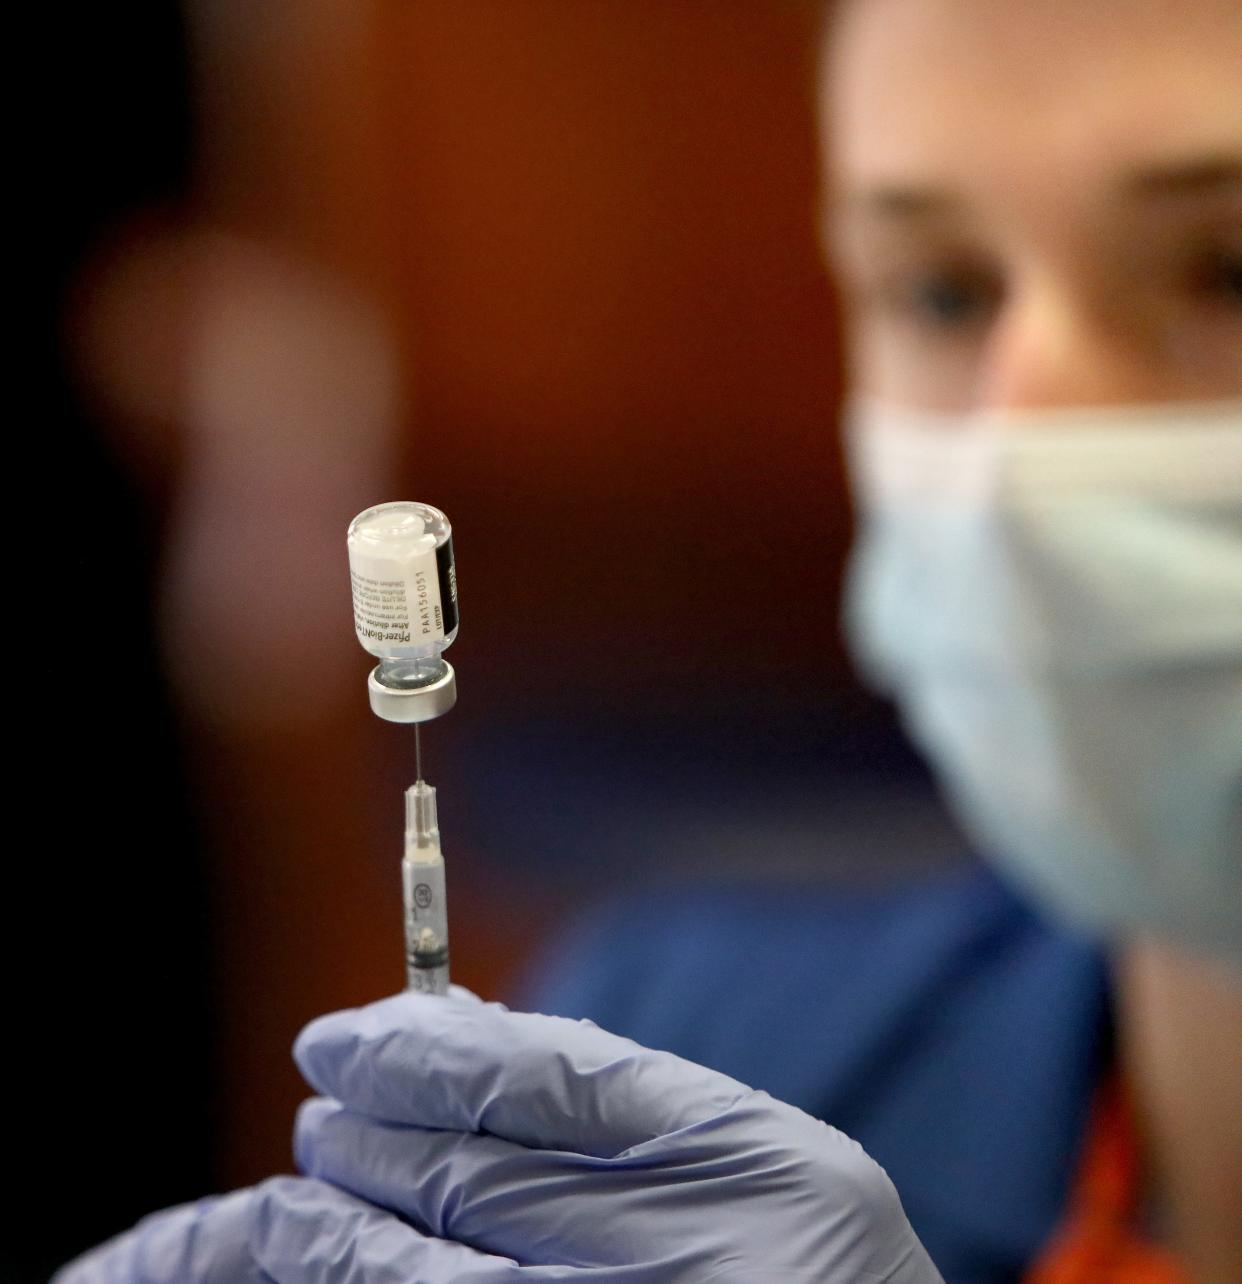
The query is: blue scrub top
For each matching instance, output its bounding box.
[518,862,1110,1284]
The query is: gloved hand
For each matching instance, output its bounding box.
[52,1186,267,1284]
[291,991,944,1283]
[53,1176,582,1283]
[52,984,491,1284]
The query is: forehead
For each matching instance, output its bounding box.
[824,0,1242,194]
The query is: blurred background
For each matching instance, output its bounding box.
[39,2,963,1277]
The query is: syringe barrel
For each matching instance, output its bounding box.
[402,854,449,994]
[402,779,449,994]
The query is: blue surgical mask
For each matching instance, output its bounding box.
[844,398,1242,970]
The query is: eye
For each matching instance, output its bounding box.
[1191,247,1242,309]
[894,267,1003,332]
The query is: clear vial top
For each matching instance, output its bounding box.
[347,501,451,553]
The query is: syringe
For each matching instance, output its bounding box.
[402,778,450,994]
[346,501,461,994]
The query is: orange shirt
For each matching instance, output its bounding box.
[1027,1077,1189,1284]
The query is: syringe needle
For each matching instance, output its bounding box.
[415,723,423,783]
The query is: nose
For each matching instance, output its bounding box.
[977,279,1170,412]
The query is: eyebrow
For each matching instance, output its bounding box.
[842,153,1242,221]
[1119,154,1242,197]
[843,186,962,219]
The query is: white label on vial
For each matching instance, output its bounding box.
[350,547,446,645]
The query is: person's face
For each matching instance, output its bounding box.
[823,0,1242,412]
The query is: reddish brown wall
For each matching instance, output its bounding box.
[176,0,849,1187]
[380,2,848,713]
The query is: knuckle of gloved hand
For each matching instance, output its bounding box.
[499,1009,587,1069]
[250,1174,361,1271]
[805,1136,904,1230]
[293,1096,339,1175]
[755,1097,904,1223]
[291,1021,345,1094]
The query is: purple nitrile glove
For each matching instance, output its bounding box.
[291,990,944,1283]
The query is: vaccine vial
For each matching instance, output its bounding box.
[347,501,459,721]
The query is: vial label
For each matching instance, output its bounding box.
[350,547,447,645]
[436,535,459,636]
